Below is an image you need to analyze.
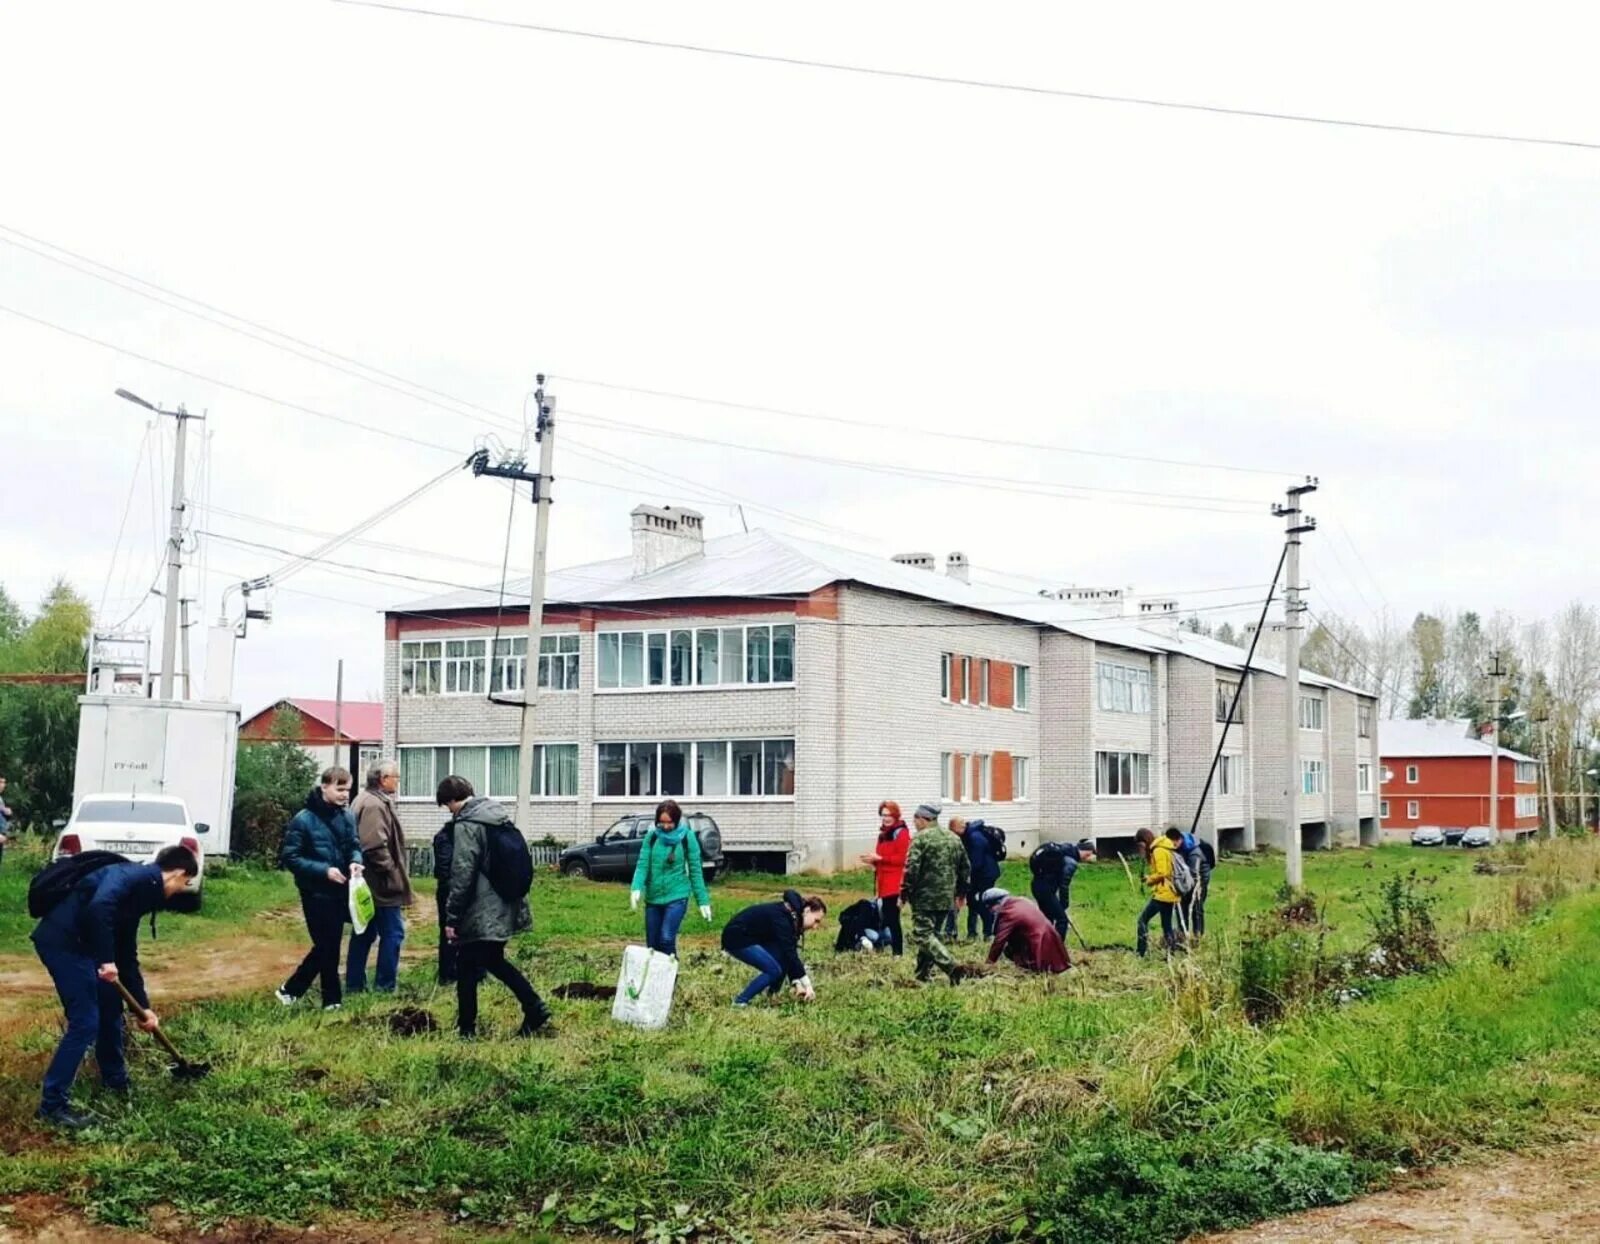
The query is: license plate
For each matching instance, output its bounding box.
[100,843,154,855]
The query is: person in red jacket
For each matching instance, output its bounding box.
[859,800,911,957]
[985,891,1071,974]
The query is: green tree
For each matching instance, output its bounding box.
[231,708,319,862]
[1215,622,1239,648]
[0,580,94,825]
[0,585,24,648]
[1408,613,1448,718]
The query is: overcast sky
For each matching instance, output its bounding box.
[2,0,1596,714]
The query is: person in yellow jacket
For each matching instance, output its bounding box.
[1135,827,1181,957]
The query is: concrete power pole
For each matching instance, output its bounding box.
[1537,715,1556,839]
[114,389,204,701]
[471,378,556,837]
[1274,478,1318,890]
[334,659,345,774]
[1487,652,1506,840]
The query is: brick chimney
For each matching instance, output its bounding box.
[891,552,936,571]
[631,504,705,577]
[946,552,970,583]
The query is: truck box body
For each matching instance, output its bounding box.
[73,696,241,855]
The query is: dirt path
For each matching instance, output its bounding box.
[1204,1134,1600,1242]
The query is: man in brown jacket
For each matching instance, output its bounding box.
[346,761,413,993]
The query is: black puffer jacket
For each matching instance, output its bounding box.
[721,889,808,982]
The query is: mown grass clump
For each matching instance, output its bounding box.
[5,843,1600,1241]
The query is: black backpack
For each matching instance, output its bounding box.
[28,851,126,918]
[479,821,534,903]
[1029,841,1068,877]
[983,823,1008,862]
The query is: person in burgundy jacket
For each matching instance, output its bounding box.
[984,890,1071,974]
[859,800,911,956]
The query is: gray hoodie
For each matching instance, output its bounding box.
[444,797,532,945]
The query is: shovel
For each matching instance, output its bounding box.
[111,979,211,1080]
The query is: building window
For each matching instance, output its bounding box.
[598,739,794,799]
[1515,760,1538,783]
[441,639,487,696]
[1097,662,1152,714]
[598,624,796,691]
[1014,665,1031,711]
[940,751,954,802]
[1407,800,1420,820]
[979,660,990,707]
[1515,795,1539,817]
[1380,799,1390,819]
[490,637,526,693]
[1095,750,1151,796]
[1406,764,1420,784]
[1358,763,1372,794]
[400,743,578,800]
[1216,680,1244,724]
[1358,703,1373,738]
[971,753,990,803]
[940,654,951,702]
[538,634,580,690]
[400,641,442,696]
[1012,755,1030,801]
[1301,759,1326,796]
[1217,754,1240,796]
[1298,695,1324,731]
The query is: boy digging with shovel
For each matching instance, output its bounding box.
[29,845,199,1131]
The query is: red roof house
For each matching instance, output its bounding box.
[241,698,385,776]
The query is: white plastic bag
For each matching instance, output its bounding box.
[611,944,678,1030]
[348,876,375,935]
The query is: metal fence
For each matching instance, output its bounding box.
[406,842,566,877]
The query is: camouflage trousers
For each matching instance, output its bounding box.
[910,910,958,982]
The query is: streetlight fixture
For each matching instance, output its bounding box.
[114,387,158,412]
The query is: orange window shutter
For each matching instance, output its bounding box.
[971,753,982,799]
[993,750,1014,802]
[969,658,980,704]
[992,662,1014,709]
[953,753,965,803]
[953,658,966,703]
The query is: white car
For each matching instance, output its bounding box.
[54,794,209,909]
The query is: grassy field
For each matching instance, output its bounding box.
[4,841,1600,1242]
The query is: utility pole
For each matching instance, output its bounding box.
[334,659,345,775]
[471,378,556,836]
[1487,652,1507,840]
[1273,478,1317,890]
[1537,714,1556,839]
[114,389,204,700]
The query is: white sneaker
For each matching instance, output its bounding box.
[274,988,297,1007]
[322,1003,342,1013]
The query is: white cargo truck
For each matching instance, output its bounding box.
[72,696,241,856]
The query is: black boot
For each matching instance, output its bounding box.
[517,1000,555,1038]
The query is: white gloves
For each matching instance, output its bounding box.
[700,905,713,922]
[630,891,641,911]
[793,974,816,1002]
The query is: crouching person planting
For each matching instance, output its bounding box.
[721,890,826,1007]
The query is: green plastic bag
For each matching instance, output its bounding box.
[349,876,376,934]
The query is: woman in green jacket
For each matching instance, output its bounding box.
[630,799,712,957]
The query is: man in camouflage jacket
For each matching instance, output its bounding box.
[901,802,970,984]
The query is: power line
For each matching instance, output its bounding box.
[0,224,521,433]
[97,421,153,619]
[331,0,1600,153]
[563,408,1266,514]
[0,301,483,457]
[562,376,1298,478]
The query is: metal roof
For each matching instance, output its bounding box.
[390,528,1375,696]
[1380,718,1537,764]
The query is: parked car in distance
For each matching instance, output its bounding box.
[1410,826,1446,847]
[1461,826,1497,849]
[53,794,208,910]
[1443,827,1467,846]
[558,812,724,882]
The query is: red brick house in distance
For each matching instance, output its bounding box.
[241,698,384,778]
[1380,718,1541,840]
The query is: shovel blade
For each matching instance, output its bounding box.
[169,1060,212,1081]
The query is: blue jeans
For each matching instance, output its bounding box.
[1137,898,1177,956]
[36,942,128,1113]
[347,906,407,993]
[645,899,689,957]
[729,944,787,1004]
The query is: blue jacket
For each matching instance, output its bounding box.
[962,821,1002,890]
[721,890,809,982]
[32,861,163,1010]
[279,787,361,898]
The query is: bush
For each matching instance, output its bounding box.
[1364,871,1447,978]
[1026,1131,1368,1243]
[231,709,318,864]
[1237,891,1347,1025]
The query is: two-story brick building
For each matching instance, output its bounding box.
[1380,717,1541,840]
[381,504,1380,871]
